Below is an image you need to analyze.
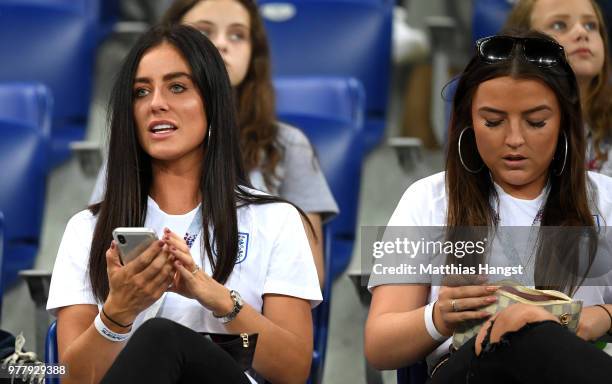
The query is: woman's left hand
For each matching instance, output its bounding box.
[475,303,560,356]
[163,228,234,315]
[576,306,612,341]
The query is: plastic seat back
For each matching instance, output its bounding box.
[0,82,52,290]
[45,321,59,384]
[0,0,114,165]
[273,76,365,383]
[261,0,392,152]
[472,0,514,42]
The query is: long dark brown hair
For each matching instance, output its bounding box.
[161,0,281,190]
[505,0,612,165]
[89,24,303,302]
[446,30,597,294]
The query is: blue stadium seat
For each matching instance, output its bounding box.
[472,0,514,42]
[0,0,115,166]
[0,211,4,316]
[274,76,365,281]
[273,76,366,383]
[45,321,59,384]
[0,82,52,290]
[261,0,392,153]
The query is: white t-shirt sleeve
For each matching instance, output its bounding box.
[262,204,322,307]
[47,210,99,316]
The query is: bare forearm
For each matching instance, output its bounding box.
[224,304,312,383]
[60,326,126,384]
[365,307,442,370]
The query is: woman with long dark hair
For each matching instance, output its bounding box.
[91,0,338,286]
[365,30,612,383]
[47,24,321,383]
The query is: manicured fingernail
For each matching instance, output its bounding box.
[164,228,170,233]
[158,240,165,247]
[110,241,115,249]
[164,235,170,241]
[486,286,499,292]
[486,296,497,302]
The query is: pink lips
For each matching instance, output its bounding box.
[503,154,527,168]
[571,47,592,56]
[148,120,178,139]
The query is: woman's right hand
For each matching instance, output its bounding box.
[103,239,175,325]
[433,285,499,336]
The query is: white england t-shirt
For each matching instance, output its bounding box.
[372,171,612,369]
[47,194,322,334]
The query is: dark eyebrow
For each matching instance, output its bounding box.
[478,105,552,115]
[522,105,552,115]
[134,72,192,84]
[478,107,507,115]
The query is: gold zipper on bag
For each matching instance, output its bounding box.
[240,333,249,348]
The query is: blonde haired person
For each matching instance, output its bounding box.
[506,0,612,176]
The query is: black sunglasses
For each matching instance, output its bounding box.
[476,36,567,68]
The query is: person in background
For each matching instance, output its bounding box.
[506,0,612,176]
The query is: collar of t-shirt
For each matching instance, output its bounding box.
[492,182,547,226]
[145,196,201,239]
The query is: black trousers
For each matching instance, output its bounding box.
[101,318,251,384]
[430,321,612,384]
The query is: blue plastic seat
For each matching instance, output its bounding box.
[273,76,366,383]
[261,0,392,153]
[45,321,59,384]
[0,211,4,316]
[0,0,115,166]
[274,76,365,282]
[472,0,514,42]
[0,82,52,290]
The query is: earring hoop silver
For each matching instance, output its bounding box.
[458,127,484,174]
[554,131,568,176]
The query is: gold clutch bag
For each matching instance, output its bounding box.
[451,283,583,350]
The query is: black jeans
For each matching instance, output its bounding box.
[430,321,612,384]
[101,318,251,384]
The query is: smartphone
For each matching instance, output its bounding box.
[112,227,158,265]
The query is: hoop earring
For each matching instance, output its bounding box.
[458,127,484,174]
[554,131,568,176]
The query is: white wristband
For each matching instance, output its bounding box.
[94,312,132,342]
[424,301,447,342]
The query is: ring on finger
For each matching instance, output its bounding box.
[451,299,458,312]
[191,265,200,275]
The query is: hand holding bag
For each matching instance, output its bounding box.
[452,282,582,350]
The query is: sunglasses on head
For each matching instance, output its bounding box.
[476,36,567,68]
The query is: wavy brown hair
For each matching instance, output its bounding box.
[506,0,612,164]
[161,0,281,190]
[446,30,597,294]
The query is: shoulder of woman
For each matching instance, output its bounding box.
[275,121,311,147]
[67,208,97,229]
[402,172,447,202]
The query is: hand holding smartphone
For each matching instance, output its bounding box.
[112,227,159,265]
